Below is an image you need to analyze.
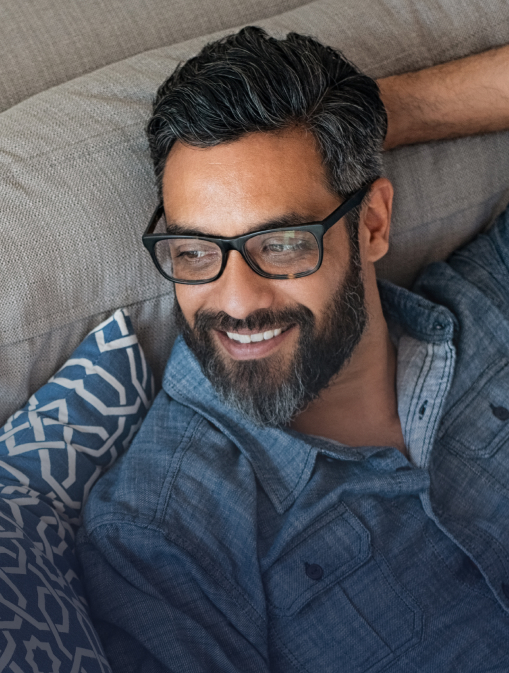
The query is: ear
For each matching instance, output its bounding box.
[358,177,394,263]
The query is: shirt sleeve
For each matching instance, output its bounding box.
[77,525,271,673]
[445,204,509,319]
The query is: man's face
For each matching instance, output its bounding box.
[163,128,368,425]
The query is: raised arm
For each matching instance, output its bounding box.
[379,44,509,150]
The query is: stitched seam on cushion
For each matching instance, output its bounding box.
[0,291,174,347]
[0,121,146,168]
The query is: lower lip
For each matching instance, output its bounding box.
[215,326,296,360]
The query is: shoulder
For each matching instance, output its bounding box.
[82,388,251,533]
[424,207,509,311]
[412,207,509,325]
[412,207,509,420]
[449,207,509,303]
[79,387,262,622]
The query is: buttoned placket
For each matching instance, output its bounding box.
[396,331,456,468]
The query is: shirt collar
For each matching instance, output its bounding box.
[162,280,455,512]
[163,338,371,513]
[378,279,456,343]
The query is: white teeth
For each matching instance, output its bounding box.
[226,328,283,343]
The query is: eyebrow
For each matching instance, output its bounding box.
[163,212,319,238]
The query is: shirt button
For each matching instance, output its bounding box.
[490,404,509,422]
[433,322,444,330]
[305,563,324,580]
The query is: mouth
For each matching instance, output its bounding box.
[215,325,295,360]
[225,327,283,343]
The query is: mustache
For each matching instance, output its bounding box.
[192,305,315,335]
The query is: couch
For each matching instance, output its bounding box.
[1,0,509,425]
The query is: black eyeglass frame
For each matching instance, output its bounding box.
[142,183,371,284]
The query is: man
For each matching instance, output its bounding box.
[77,28,509,671]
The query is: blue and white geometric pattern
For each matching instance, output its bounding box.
[0,309,153,671]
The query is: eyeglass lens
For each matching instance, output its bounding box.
[153,214,320,281]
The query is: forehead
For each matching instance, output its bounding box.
[161,127,337,237]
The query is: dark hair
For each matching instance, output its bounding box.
[146,26,386,238]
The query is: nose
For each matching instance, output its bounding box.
[213,250,275,319]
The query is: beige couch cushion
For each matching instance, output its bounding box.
[0,0,308,113]
[1,0,509,424]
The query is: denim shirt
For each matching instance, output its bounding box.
[78,208,509,673]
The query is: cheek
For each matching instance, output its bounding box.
[173,260,346,325]
[298,237,352,324]
[322,223,353,267]
[174,285,210,326]
[309,241,350,295]
[274,271,341,327]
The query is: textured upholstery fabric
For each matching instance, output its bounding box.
[0,309,152,668]
[0,0,308,113]
[1,0,509,424]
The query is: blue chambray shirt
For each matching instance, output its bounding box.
[78,208,509,672]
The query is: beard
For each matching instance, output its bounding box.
[174,246,368,427]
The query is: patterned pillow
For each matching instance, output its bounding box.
[0,308,152,672]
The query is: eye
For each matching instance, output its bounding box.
[244,230,319,275]
[264,239,311,252]
[177,249,210,259]
[169,240,222,267]
[260,234,315,255]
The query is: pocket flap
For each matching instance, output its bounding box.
[441,359,509,457]
[264,504,370,615]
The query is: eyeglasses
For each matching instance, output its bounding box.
[142,183,370,284]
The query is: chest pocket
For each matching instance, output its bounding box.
[263,504,422,673]
[440,358,509,458]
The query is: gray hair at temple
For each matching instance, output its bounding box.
[146,26,387,218]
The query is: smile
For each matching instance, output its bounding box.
[226,328,282,343]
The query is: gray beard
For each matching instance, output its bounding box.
[174,250,367,427]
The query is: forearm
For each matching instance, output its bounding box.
[378,45,509,150]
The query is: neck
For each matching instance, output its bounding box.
[290,290,406,456]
